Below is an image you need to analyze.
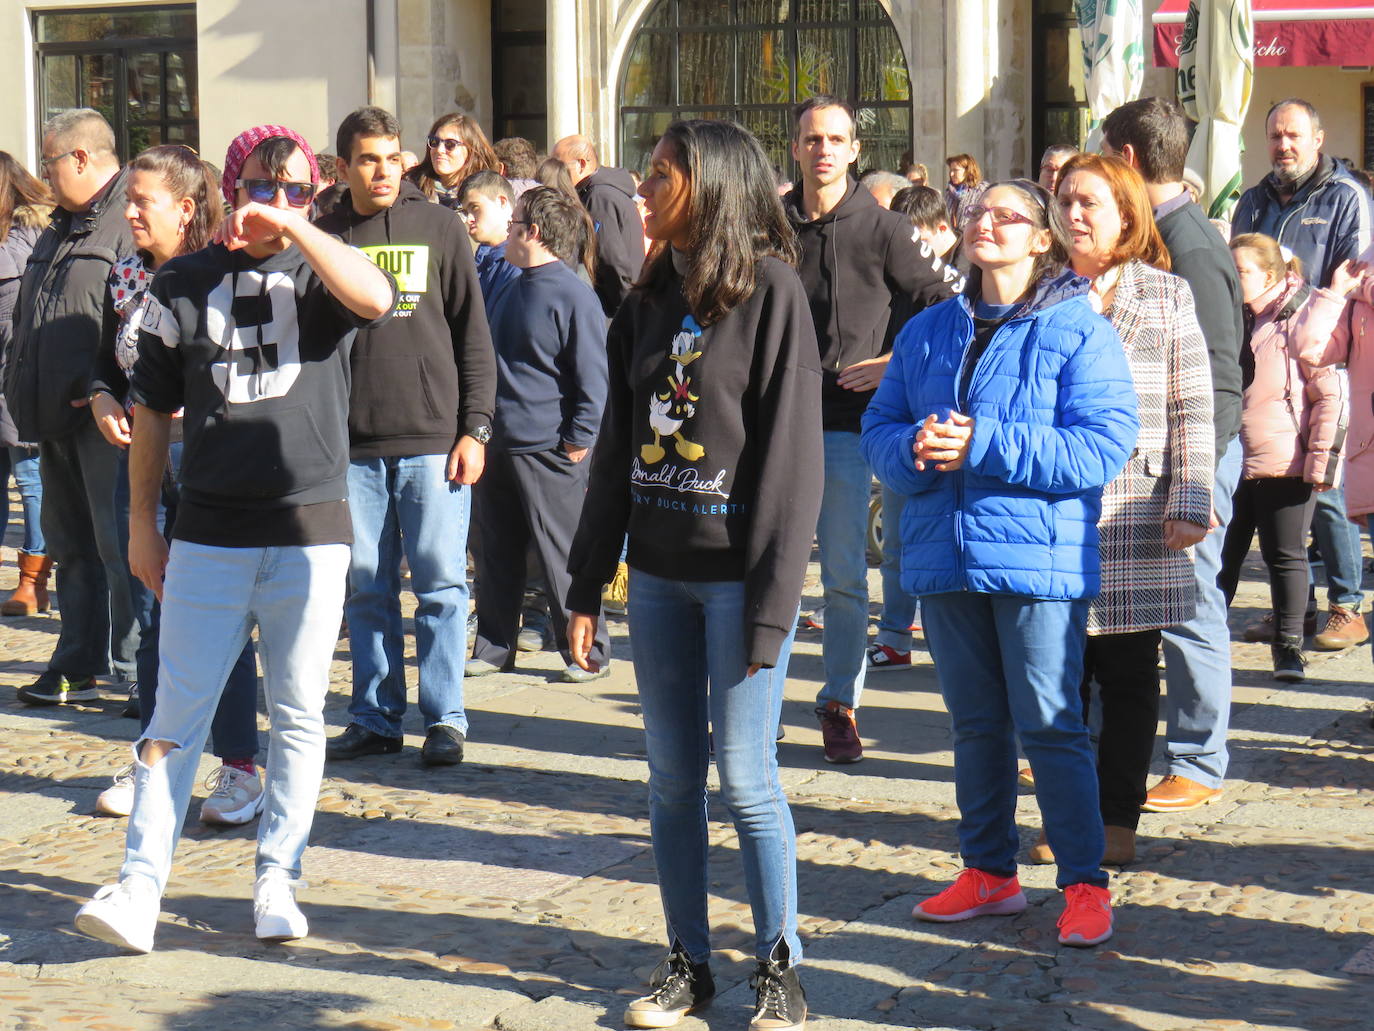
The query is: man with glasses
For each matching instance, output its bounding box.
[74,125,396,953]
[4,108,139,706]
[317,106,496,767]
[782,95,954,765]
[550,134,644,316]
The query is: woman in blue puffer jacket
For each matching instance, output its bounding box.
[860,179,1138,949]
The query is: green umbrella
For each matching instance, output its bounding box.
[1077,0,1146,151]
[1177,0,1254,219]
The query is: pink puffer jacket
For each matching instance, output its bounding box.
[1296,252,1374,519]
[1239,274,1342,483]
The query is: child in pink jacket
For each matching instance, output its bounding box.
[1221,234,1342,682]
[1297,243,1374,522]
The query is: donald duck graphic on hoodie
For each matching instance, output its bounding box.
[641,314,706,464]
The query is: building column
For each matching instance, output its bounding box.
[547,0,580,143]
[945,0,991,166]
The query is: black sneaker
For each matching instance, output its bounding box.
[420,725,465,766]
[624,947,714,1028]
[121,682,141,720]
[749,960,807,1031]
[17,670,99,706]
[325,723,403,760]
[1272,635,1307,683]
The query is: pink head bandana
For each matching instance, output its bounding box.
[221,124,320,206]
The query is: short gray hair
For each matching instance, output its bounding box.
[860,170,909,195]
[43,108,116,158]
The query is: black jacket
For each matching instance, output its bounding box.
[5,170,134,441]
[1156,198,1244,460]
[0,209,50,446]
[568,254,823,668]
[578,166,644,317]
[314,181,496,459]
[783,178,955,432]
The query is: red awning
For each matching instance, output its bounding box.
[1153,1,1374,68]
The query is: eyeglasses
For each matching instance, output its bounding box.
[965,205,1036,229]
[236,178,317,206]
[40,150,77,168]
[508,218,533,227]
[427,136,467,153]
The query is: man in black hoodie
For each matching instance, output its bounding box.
[316,107,496,768]
[783,95,955,764]
[551,134,644,316]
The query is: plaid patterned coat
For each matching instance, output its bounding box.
[1088,260,1214,635]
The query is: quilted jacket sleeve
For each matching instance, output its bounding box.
[860,314,942,497]
[964,312,1139,494]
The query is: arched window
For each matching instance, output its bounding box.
[619,1,910,178]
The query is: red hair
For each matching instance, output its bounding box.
[1057,153,1171,273]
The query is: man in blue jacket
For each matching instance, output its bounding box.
[1232,98,1372,653]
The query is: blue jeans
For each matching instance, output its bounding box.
[37,420,138,677]
[876,484,916,651]
[4,446,44,554]
[346,455,471,737]
[124,444,259,761]
[123,540,349,895]
[1161,436,1241,788]
[921,591,1107,889]
[1309,484,1364,610]
[627,569,802,966]
[813,431,870,710]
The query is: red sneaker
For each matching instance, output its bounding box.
[815,701,863,763]
[865,643,911,672]
[912,868,1027,923]
[1057,882,1113,947]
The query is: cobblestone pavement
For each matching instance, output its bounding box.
[0,531,1371,1031]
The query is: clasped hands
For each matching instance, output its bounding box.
[913,412,974,472]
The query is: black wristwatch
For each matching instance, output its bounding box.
[469,424,493,445]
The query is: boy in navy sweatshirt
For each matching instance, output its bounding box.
[458,170,521,307]
[466,186,611,681]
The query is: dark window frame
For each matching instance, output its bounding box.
[618,0,911,177]
[1363,83,1374,170]
[1030,0,1089,164]
[492,3,548,150]
[32,3,198,161]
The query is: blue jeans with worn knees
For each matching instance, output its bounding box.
[814,431,871,710]
[6,446,45,554]
[1162,436,1241,789]
[1309,483,1364,610]
[37,421,139,677]
[346,456,471,738]
[627,569,802,966]
[921,591,1108,889]
[876,484,916,652]
[122,541,349,895]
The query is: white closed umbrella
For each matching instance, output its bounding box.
[1178,0,1255,219]
[1078,0,1146,152]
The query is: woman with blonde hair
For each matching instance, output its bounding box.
[0,152,54,616]
[1222,233,1341,682]
[407,112,499,209]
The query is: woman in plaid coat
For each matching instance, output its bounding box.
[1035,154,1214,867]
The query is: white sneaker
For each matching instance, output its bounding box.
[95,764,136,817]
[254,870,308,942]
[74,878,160,954]
[199,764,266,826]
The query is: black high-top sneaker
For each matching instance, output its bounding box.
[1272,634,1307,683]
[623,946,714,1028]
[749,959,807,1030]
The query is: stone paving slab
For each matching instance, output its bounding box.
[1,540,1372,1029]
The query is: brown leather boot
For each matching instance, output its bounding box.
[2,553,52,616]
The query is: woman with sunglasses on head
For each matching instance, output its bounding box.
[862,179,1138,947]
[84,145,264,826]
[566,119,822,1031]
[407,112,499,211]
[1019,154,1212,869]
[0,152,54,617]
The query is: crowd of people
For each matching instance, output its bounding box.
[0,87,1371,1031]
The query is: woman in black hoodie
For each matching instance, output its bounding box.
[567,120,822,1031]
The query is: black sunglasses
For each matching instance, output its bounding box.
[427,136,466,153]
[236,178,316,206]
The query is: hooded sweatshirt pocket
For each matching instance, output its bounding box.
[348,353,445,440]
[182,403,340,500]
